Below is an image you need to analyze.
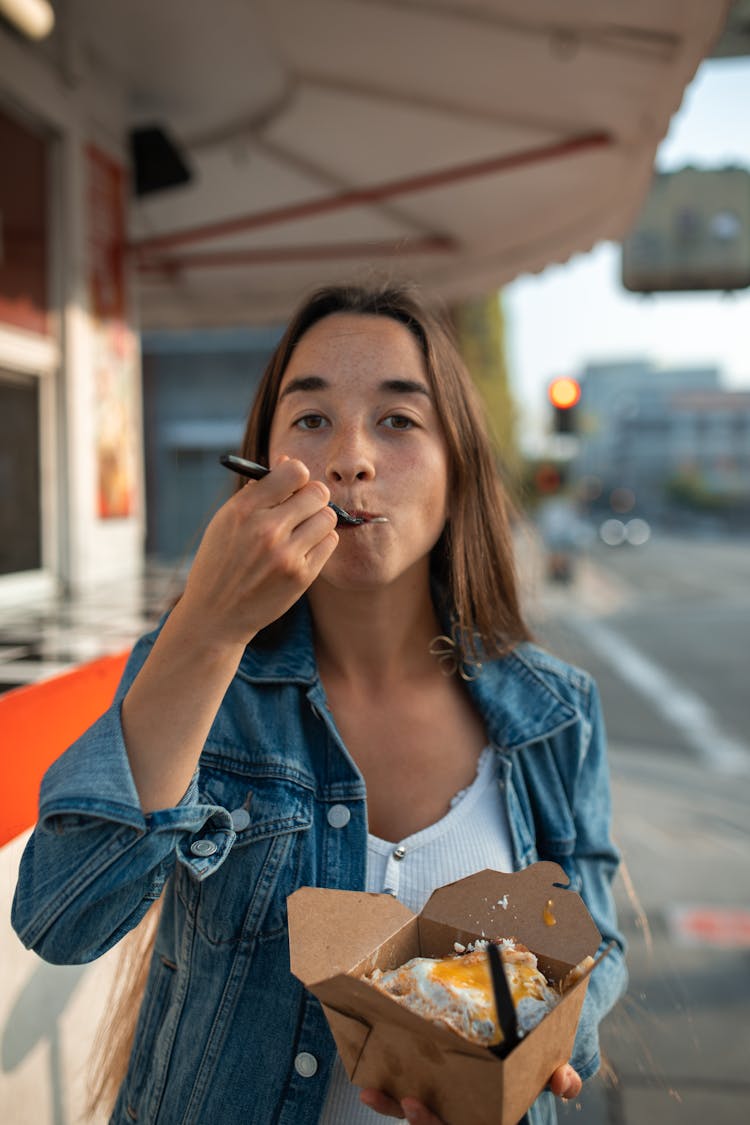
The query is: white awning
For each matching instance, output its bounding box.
[76,0,733,326]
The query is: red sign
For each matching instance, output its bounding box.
[86,145,136,519]
[86,144,126,321]
[668,905,750,949]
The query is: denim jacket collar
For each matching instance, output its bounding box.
[236,598,578,752]
[237,598,318,685]
[466,649,579,751]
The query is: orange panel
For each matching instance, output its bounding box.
[0,651,130,847]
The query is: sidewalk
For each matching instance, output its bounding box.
[561,744,750,1125]
[0,565,180,695]
[516,527,750,1123]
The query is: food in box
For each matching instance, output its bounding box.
[288,863,604,1125]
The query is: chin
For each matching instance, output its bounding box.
[318,563,394,593]
[318,551,429,596]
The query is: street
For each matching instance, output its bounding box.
[525,531,750,1125]
[2,531,748,1125]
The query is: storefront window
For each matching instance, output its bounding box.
[0,372,41,574]
[0,106,49,336]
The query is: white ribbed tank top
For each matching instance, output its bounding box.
[318,746,514,1123]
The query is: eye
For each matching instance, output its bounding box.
[294,413,328,430]
[383,414,415,430]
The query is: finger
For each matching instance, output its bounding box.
[296,517,339,571]
[400,1098,445,1124]
[359,1088,405,1118]
[265,457,333,521]
[237,457,312,509]
[248,486,335,564]
[286,479,334,529]
[236,474,332,542]
[359,1090,446,1125]
[548,1063,582,1101]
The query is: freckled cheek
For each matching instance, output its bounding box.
[387,457,444,509]
[421,453,450,515]
[267,423,284,463]
[268,429,318,473]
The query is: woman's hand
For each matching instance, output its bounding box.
[121,457,338,813]
[359,1062,582,1122]
[547,1063,582,1101]
[359,1090,441,1123]
[179,456,339,648]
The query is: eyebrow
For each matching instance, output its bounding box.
[279,376,431,399]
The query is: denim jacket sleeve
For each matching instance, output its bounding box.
[567,679,628,1081]
[11,627,236,965]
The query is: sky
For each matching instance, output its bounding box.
[504,57,750,445]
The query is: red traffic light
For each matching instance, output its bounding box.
[548,377,581,410]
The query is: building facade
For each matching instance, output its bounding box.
[141,326,281,562]
[0,28,144,607]
[575,359,750,523]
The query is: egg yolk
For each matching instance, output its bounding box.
[431,953,552,1031]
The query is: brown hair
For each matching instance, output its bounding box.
[239,281,531,661]
[87,898,162,1118]
[89,280,530,1117]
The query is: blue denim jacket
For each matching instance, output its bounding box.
[12,599,626,1125]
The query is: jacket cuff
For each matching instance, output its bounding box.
[37,702,236,881]
[38,703,147,831]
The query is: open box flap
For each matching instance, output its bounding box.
[288,887,415,986]
[418,865,601,964]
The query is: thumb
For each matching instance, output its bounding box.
[548,1063,582,1100]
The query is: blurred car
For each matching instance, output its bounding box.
[599,517,651,547]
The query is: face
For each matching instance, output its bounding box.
[268,313,450,592]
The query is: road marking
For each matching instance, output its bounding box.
[571,616,750,776]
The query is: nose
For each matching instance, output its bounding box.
[325,426,376,484]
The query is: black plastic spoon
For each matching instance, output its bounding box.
[487,942,519,1058]
[220,453,368,526]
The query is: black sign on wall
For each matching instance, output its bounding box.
[622,167,750,293]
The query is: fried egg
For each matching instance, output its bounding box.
[366,940,558,1046]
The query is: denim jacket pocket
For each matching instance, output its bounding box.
[178,763,314,945]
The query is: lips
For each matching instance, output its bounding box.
[337,509,387,526]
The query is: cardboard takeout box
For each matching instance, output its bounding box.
[288,863,603,1125]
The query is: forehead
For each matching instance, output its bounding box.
[281,313,428,387]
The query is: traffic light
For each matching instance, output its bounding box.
[548,377,580,434]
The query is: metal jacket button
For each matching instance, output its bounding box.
[190,839,218,857]
[230,808,251,831]
[294,1051,318,1078]
[327,804,351,828]
[393,845,406,860]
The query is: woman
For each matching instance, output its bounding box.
[12,282,626,1124]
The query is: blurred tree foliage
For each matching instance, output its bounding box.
[666,469,736,511]
[449,292,522,493]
